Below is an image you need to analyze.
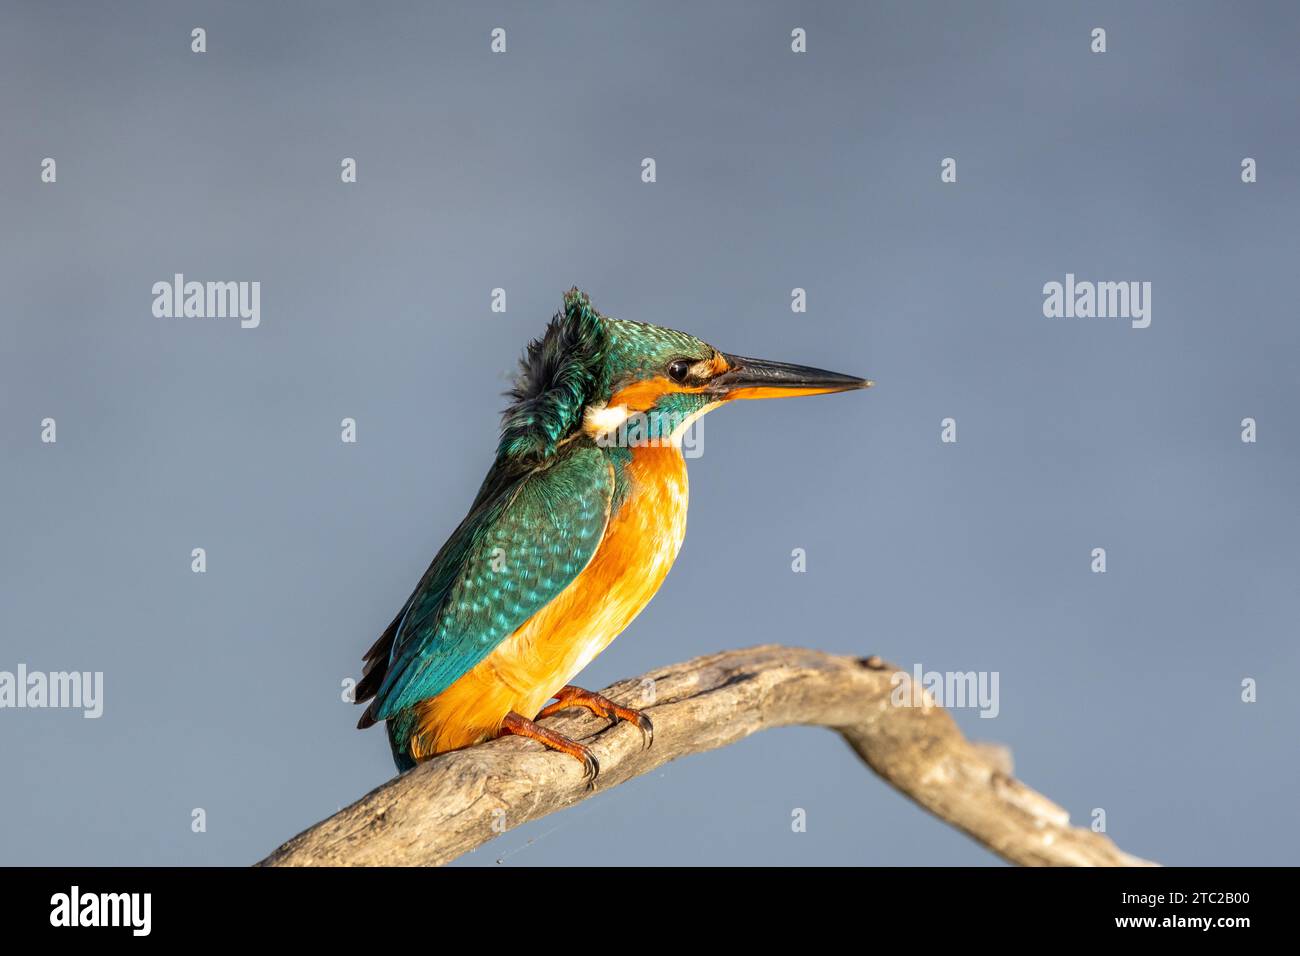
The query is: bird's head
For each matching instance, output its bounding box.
[499,288,871,460]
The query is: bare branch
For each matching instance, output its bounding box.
[258,645,1155,867]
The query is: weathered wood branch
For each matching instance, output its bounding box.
[259,645,1155,867]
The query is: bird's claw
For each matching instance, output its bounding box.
[600,703,653,750]
[579,747,600,788]
[632,712,654,750]
[537,685,655,752]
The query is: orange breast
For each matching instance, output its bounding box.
[406,445,689,760]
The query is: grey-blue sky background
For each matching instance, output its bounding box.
[2,1,1297,866]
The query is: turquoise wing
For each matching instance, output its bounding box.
[368,443,613,721]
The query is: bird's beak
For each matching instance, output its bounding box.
[708,352,873,401]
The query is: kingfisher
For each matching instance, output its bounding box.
[356,289,871,777]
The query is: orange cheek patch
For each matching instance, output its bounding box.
[610,375,709,410]
[609,377,670,411]
[609,356,728,410]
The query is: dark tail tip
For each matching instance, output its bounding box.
[356,704,378,730]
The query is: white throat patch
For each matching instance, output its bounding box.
[582,402,631,439]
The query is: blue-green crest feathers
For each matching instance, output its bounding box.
[498,288,610,460]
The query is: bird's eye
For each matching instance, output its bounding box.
[666,358,693,384]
